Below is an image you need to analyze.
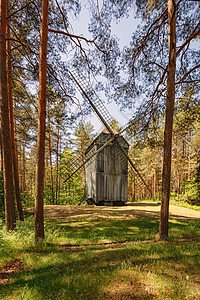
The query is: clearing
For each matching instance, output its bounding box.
[0,202,199,300]
[27,202,200,220]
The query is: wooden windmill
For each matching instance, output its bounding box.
[85,127,129,205]
[63,69,151,205]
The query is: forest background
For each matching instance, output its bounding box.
[0,0,199,233]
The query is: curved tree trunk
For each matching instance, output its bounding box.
[159,0,176,240]
[0,0,16,231]
[35,0,49,242]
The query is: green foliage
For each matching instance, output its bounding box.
[51,149,84,205]
[196,154,200,200]
[179,178,199,206]
[43,184,54,205]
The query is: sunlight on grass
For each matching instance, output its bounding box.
[0,206,200,300]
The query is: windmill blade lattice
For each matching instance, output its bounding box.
[63,69,152,195]
[60,132,114,182]
[68,69,115,135]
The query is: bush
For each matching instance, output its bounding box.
[179,178,199,205]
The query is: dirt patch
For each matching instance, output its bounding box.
[0,259,25,285]
[26,202,200,221]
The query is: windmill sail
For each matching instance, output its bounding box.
[68,69,115,134]
[63,69,152,196]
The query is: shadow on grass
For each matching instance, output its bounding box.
[127,202,161,207]
[1,210,200,299]
[46,217,160,243]
[45,214,200,246]
[0,239,199,300]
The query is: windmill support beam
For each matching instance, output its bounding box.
[64,135,115,182]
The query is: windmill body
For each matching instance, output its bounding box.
[85,128,129,206]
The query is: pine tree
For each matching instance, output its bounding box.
[159,0,176,240]
[6,3,24,221]
[0,0,16,231]
[35,0,49,242]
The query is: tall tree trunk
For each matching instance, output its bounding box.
[0,0,16,231]
[181,137,185,193]
[55,124,59,204]
[23,145,26,193]
[35,0,49,242]
[159,0,176,240]
[130,147,136,202]
[0,129,3,171]
[18,144,23,191]
[188,129,191,180]
[173,135,178,193]
[6,4,24,221]
[48,130,54,204]
[153,169,156,201]
[57,133,61,203]
[131,170,136,202]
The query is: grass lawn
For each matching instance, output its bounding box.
[0,203,199,300]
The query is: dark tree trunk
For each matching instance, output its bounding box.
[0,0,16,231]
[6,9,24,221]
[35,0,49,242]
[159,0,176,240]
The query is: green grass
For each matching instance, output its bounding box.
[170,198,200,211]
[0,207,200,300]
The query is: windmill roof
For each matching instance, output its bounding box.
[101,127,119,135]
[85,127,129,154]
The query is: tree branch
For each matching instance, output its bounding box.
[48,28,106,55]
[48,28,95,44]
[47,65,83,110]
[176,64,200,84]
[176,27,200,57]
[176,79,200,84]
[7,0,35,19]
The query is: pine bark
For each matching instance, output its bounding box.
[0,0,16,231]
[22,145,26,193]
[57,133,61,203]
[188,129,191,180]
[0,129,3,171]
[159,0,176,240]
[48,130,54,204]
[35,0,49,242]
[18,145,23,191]
[6,10,24,221]
[55,124,59,204]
